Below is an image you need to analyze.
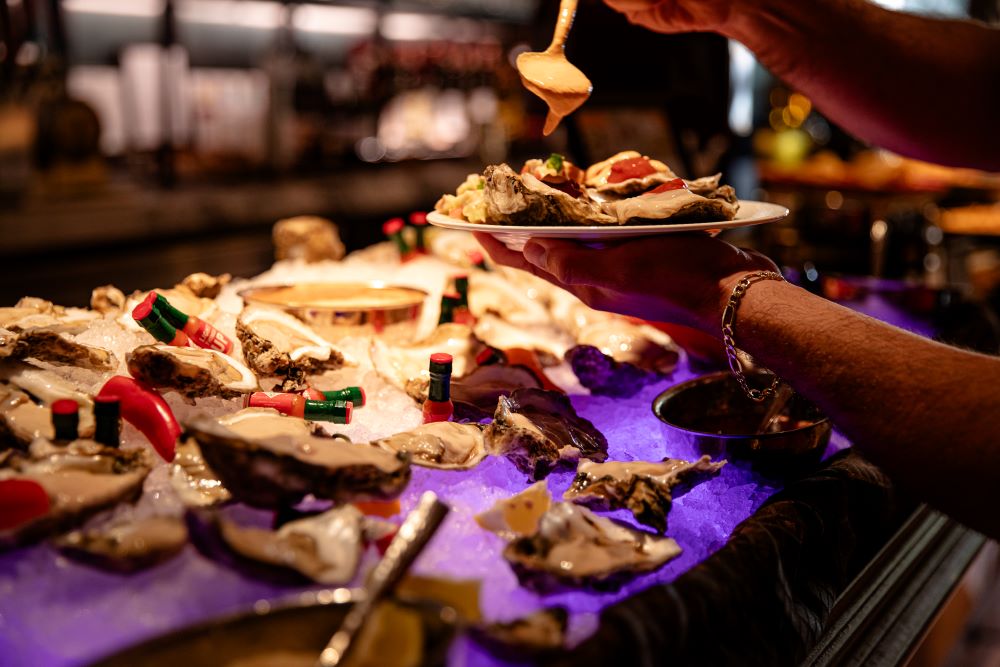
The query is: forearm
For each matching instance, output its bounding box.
[726,0,1000,170]
[732,279,1000,535]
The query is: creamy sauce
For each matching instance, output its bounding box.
[515,0,591,136]
[245,284,425,310]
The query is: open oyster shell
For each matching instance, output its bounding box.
[185,409,411,508]
[504,501,681,593]
[54,516,188,573]
[0,384,54,449]
[0,440,152,550]
[564,455,726,533]
[470,607,568,660]
[370,422,487,470]
[468,271,552,326]
[0,362,96,437]
[237,306,347,378]
[127,345,258,400]
[483,164,615,227]
[483,388,608,480]
[472,315,571,365]
[451,364,542,422]
[206,505,365,584]
[171,438,231,507]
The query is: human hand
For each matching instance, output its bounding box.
[603,0,738,36]
[474,232,778,335]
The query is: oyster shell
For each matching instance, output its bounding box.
[370,422,487,470]
[0,361,96,437]
[90,285,127,314]
[566,332,679,398]
[469,271,552,326]
[483,164,616,227]
[0,384,54,449]
[504,501,681,592]
[273,216,346,263]
[54,516,188,573]
[171,438,231,507]
[0,440,152,549]
[185,409,411,508]
[127,344,258,400]
[563,455,726,533]
[473,315,571,365]
[0,297,100,331]
[213,505,364,584]
[237,306,347,378]
[179,272,231,299]
[451,364,542,422]
[484,388,608,480]
[470,607,568,660]
[370,323,482,401]
[599,185,738,225]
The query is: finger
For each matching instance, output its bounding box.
[473,233,533,272]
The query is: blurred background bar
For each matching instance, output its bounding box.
[0,0,999,355]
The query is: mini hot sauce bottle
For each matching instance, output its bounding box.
[438,293,459,325]
[93,396,121,448]
[244,392,353,424]
[299,386,366,407]
[383,217,414,262]
[409,211,429,255]
[469,250,489,272]
[422,353,454,424]
[153,293,234,354]
[451,274,475,325]
[133,297,191,347]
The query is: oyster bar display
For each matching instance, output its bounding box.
[2,218,822,667]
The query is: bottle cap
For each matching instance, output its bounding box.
[303,400,353,424]
[409,211,428,226]
[323,386,365,407]
[51,399,79,416]
[429,352,453,374]
[383,218,405,236]
[132,296,155,322]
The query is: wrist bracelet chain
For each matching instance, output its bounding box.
[722,271,785,401]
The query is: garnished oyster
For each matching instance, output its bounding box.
[55,516,188,573]
[185,409,411,508]
[370,422,487,470]
[0,440,152,549]
[211,505,364,584]
[484,388,608,480]
[237,306,347,378]
[564,455,726,533]
[127,345,258,400]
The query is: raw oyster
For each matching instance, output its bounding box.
[210,505,364,584]
[0,325,115,370]
[179,272,231,299]
[90,285,127,314]
[483,163,616,227]
[504,501,681,592]
[0,440,152,549]
[475,480,551,539]
[55,516,188,573]
[171,438,231,507]
[370,323,482,401]
[564,455,726,533]
[0,384,54,449]
[370,422,487,470]
[599,184,738,225]
[469,271,552,326]
[237,306,347,378]
[484,388,608,480]
[273,216,346,263]
[473,315,571,365]
[0,297,100,331]
[185,409,411,508]
[127,344,258,400]
[470,607,568,660]
[0,361,96,437]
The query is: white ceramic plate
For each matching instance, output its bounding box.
[427,201,789,250]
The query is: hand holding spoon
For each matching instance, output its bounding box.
[516,0,592,136]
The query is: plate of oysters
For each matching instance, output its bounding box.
[430,151,789,250]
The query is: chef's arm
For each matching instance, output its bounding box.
[606,0,1000,171]
[475,232,1000,538]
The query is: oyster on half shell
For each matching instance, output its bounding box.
[237,306,347,378]
[127,345,258,400]
[55,516,188,573]
[484,388,608,480]
[171,438,231,507]
[564,455,726,533]
[185,408,411,508]
[0,383,54,449]
[504,501,681,592]
[470,607,569,660]
[370,422,487,470]
[0,440,152,550]
[0,362,96,437]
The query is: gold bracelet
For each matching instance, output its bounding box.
[721,271,785,402]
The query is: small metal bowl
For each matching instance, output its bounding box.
[241,282,427,344]
[653,372,832,471]
[89,589,456,667]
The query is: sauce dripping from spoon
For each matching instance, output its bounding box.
[516,0,592,136]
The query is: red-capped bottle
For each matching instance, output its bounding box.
[409,211,429,255]
[468,250,489,272]
[438,293,459,325]
[133,297,191,347]
[422,353,454,424]
[383,218,413,262]
[299,386,366,406]
[153,293,234,354]
[244,392,353,424]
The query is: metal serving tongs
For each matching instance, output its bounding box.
[316,491,450,667]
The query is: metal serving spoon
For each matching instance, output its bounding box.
[516,0,592,136]
[316,491,450,667]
